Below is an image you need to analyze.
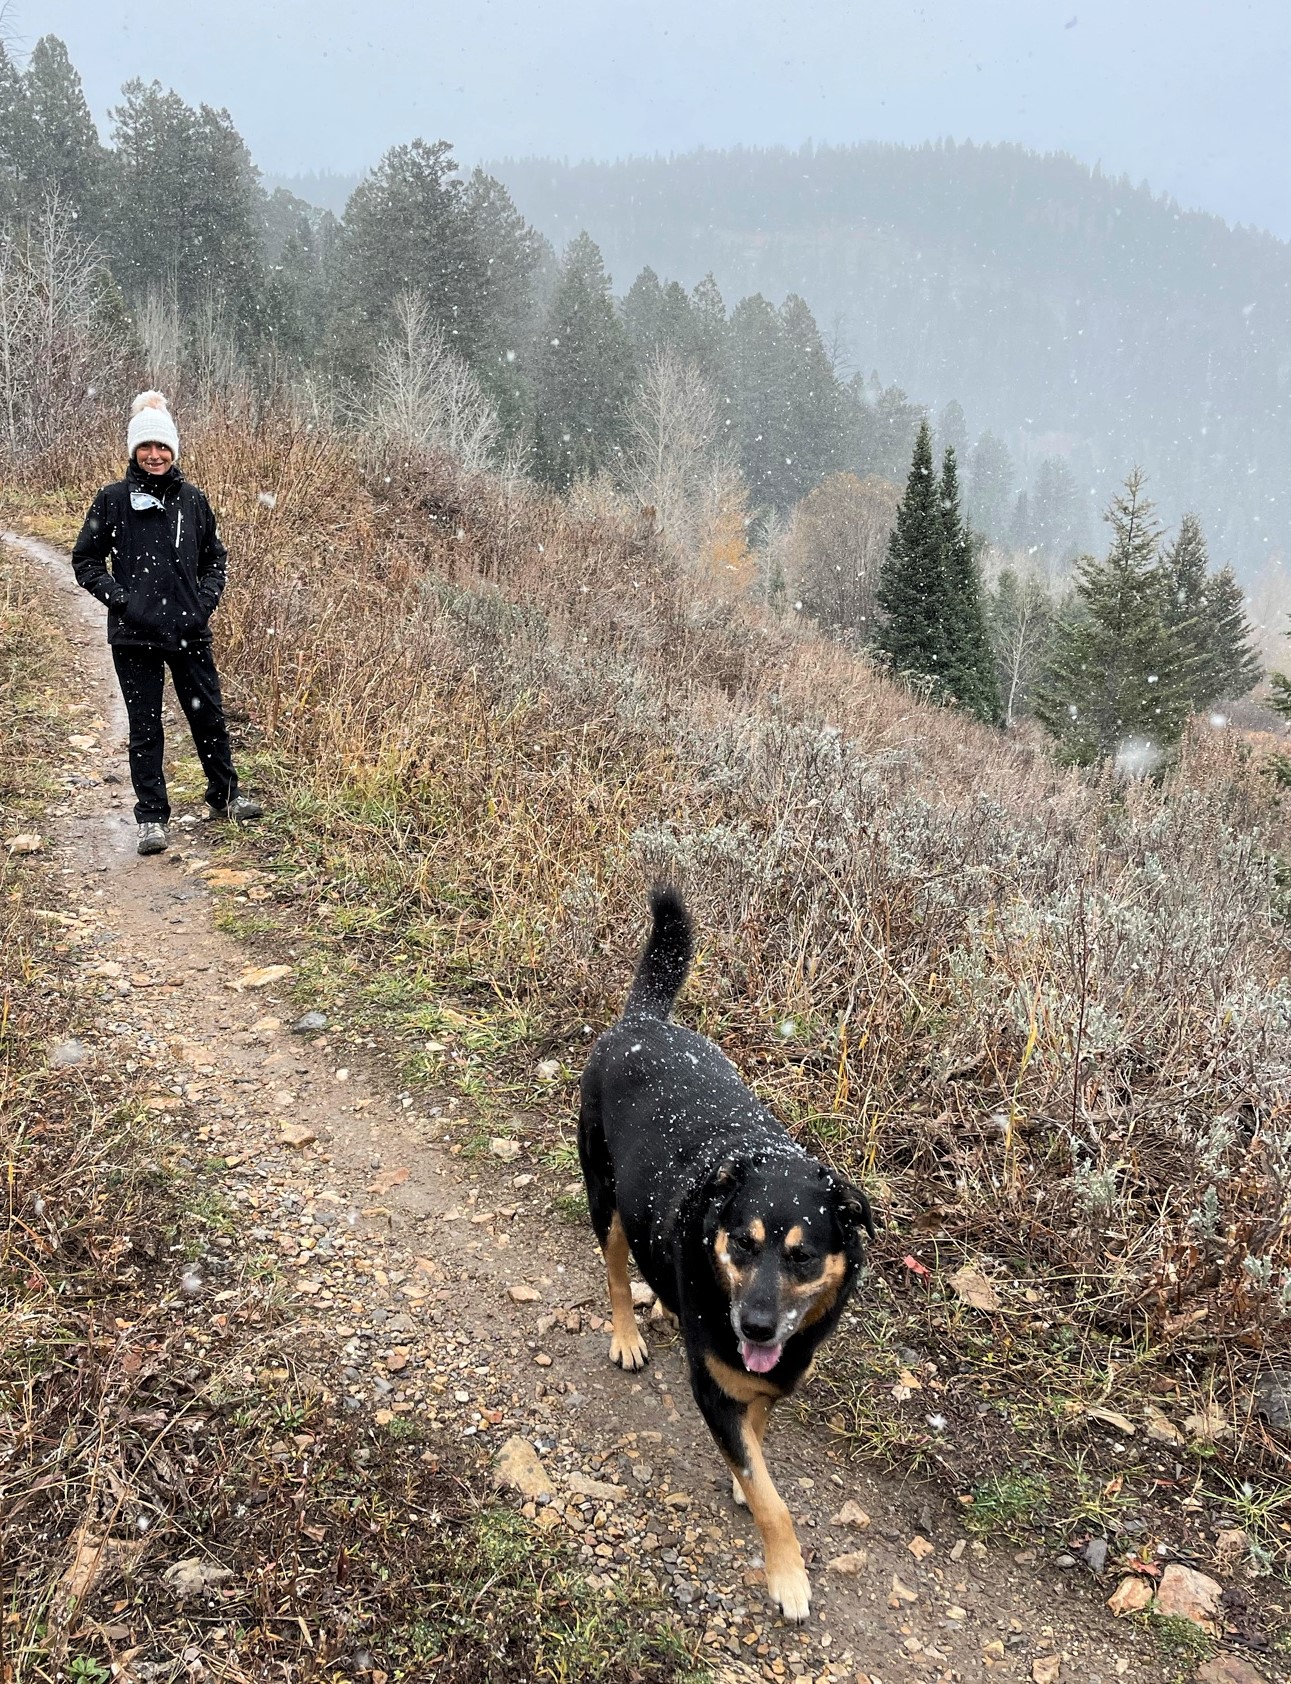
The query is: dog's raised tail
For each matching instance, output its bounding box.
[624,884,694,1019]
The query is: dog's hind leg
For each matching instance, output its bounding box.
[692,1361,809,1621]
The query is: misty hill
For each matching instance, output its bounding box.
[497,141,1291,580]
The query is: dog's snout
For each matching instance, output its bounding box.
[738,1303,779,1343]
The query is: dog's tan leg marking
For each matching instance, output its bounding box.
[605,1211,648,1371]
[727,1397,809,1621]
[731,1389,774,1507]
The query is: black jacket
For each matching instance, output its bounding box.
[71,462,228,650]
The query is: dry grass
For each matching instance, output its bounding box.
[12,409,1291,1585]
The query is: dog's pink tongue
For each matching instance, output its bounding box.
[741,1340,782,1374]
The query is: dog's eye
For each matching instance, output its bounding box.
[728,1232,759,1259]
[784,1249,819,1278]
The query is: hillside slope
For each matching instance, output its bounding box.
[498,140,1291,577]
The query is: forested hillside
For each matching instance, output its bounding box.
[497,142,1291,579]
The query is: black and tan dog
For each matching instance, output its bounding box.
[578,885,875,1621]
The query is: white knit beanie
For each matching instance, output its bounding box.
[127,391,180,462]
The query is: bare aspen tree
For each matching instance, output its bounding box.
[787,472,899,638]
[189,289,254,417]
[0,194,127,460]
[357,288,501,473]
[990,565,1057,727]
[135,281,182,394]
[622,349,745,570]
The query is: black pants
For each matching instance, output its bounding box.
[111,642,239,824]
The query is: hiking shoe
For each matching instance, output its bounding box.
[208,794,264,822]
[137,822,169,855]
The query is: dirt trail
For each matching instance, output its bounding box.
[10,529,1215,1684]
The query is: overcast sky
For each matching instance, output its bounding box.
[22,0,1291,237]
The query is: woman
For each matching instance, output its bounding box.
[71,391,262,855]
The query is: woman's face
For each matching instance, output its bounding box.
[135,441,174,474]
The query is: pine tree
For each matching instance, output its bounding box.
[728,293,784,505]
[1162,514,1261,711]
[1030,456,1082,560]
[937,399,968,463]
[777,293,846,499]
[1034,470,1190,767]
[939,446,1002,723]
[330,139,493,378]
[847,376,924,481]
[968,430,1014,539]
[1200,563,1262,707]
[689,274,730,385]
[24,36,103,233]
[108,81,264,332]
[0,43,29,222]
[531,232,634,488]
[461,167,546,432]
[260,189,330,367]
[729,291,844,512]
[875,420,948,685]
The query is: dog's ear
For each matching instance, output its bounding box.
[701,1157,743,1240]
[834,1178,877,1241]
[710,1157,740,1195]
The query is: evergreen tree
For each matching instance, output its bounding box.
[939,446,1001,722]
[778,292,846,495]
[330,139,493,377]
[1030,455,1082,561]
[875,419,948,684]
[729,291,845,511]
[259,189,332,367]
[109,81,264,332]
[937,398,968,463]
[0,43,29,222]
[1008,489,1032,552]
[847,376,924,481]
[622,266,666,351]
[1034,470,1190,766]
[461,167,547,430]
[728,292,785,504]
[689,274,730,382]
[1200,562,1262,707]
[1161,514,1261,711]
[531,231,634,488]
[23,36,103,232]
[968,430,1014,539]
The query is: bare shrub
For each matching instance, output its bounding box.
[786,471,898,638]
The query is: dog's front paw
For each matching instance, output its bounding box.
[765,1560,811,1623]
[609,1326,649,1370]
[731,1471,748,1507]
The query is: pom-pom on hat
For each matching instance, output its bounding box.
[127,390,180,462]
